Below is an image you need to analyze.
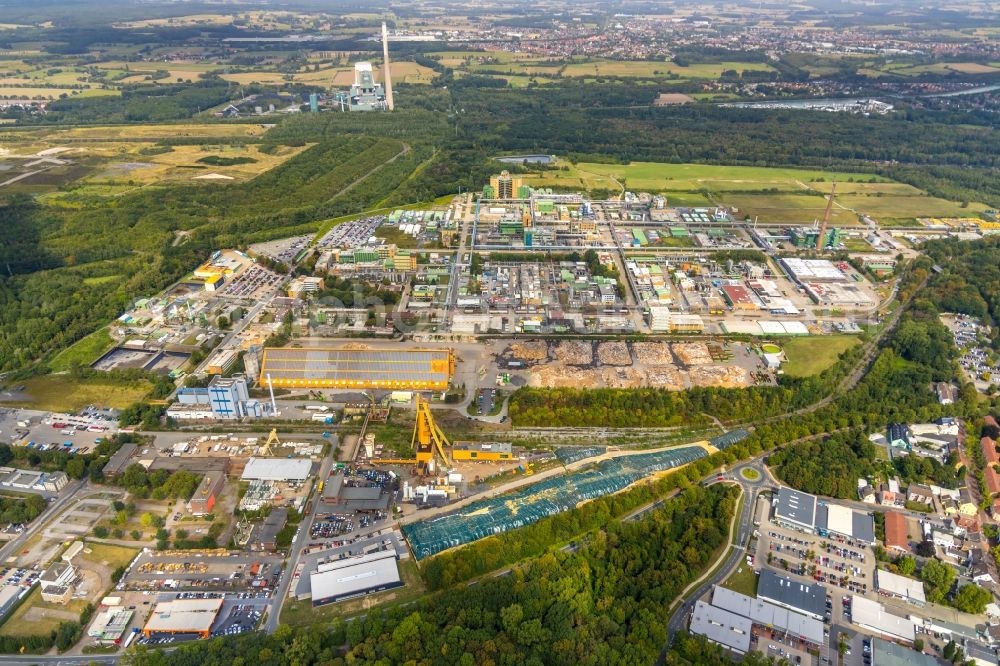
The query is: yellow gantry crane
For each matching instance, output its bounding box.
[370,396,453,474]
[259,428,281,456]
[412,395,453,472]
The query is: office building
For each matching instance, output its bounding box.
[489,171,524,200]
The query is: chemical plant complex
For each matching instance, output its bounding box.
[0,164,954,659]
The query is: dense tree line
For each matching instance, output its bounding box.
[770,431,879,498]
[114,465,202,501]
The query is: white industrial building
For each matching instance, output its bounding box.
[780,258,848,282]
[874,569,926,606]
[88,607,134,642]
[850,595,915,643]
[310,551,402,606]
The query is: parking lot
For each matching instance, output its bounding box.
[217,264,282,300]
[762,529,871,598]
[0,407,116,456]
[316,215,385,250]
[249,235,311,265]
[210,599,267,638]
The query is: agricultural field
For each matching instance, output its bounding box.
[560,59,775,79]
[836,193,991,222]
[223,60,435,87]
[526,161,886,194]
[525,160,989,225]
[459,55,774,81]
[725,193,859,225]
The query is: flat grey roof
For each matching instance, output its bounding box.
[340,487,382,501]
[757,569,826,619]
[711,586,825,645]
[144,598,223,633]
[851,596,915,643]
[241,457,312,481]
[252,507,288,546]
[690,600,751,654]
[815,503,876,544]
[310,551,401,604]
[872,637,937,666]
[874,569,926,604]
[775,487,816,529]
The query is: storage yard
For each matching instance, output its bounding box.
[498,340,766,389]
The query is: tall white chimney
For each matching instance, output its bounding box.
[267,373,278,416]
[381,22,394,111]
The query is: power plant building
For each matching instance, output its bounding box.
[349,62,386,111]
[260,348,455,390]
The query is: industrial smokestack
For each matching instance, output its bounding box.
[381,22,394,111]
[267,373,278,416]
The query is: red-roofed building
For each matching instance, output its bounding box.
[983,437,999,465]
[884,511,908,553]
[986,465,1000,496]
[985,415,999,429]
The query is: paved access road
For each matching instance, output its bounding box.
[663,459,768,647]
[264,434,339,633]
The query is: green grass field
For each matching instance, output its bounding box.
[0,587,85,638]
[524,160,993,224]
[721,564,758,597]
[836,194,989,219]
[0,375,151,412]
[81,542,139,569]
[527,161,886,196]
[782,336,860,377]
[726,194,860,225]
[48,327,115,372]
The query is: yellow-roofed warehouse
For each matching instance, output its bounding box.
[259,348,455,390]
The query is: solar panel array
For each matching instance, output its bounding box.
[403,445,707,559]
[260,348,452,386]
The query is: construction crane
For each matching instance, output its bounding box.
[370,396,452,474]
[412,396,452,473]
[259,428,281,457]
[816,182,837,252]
